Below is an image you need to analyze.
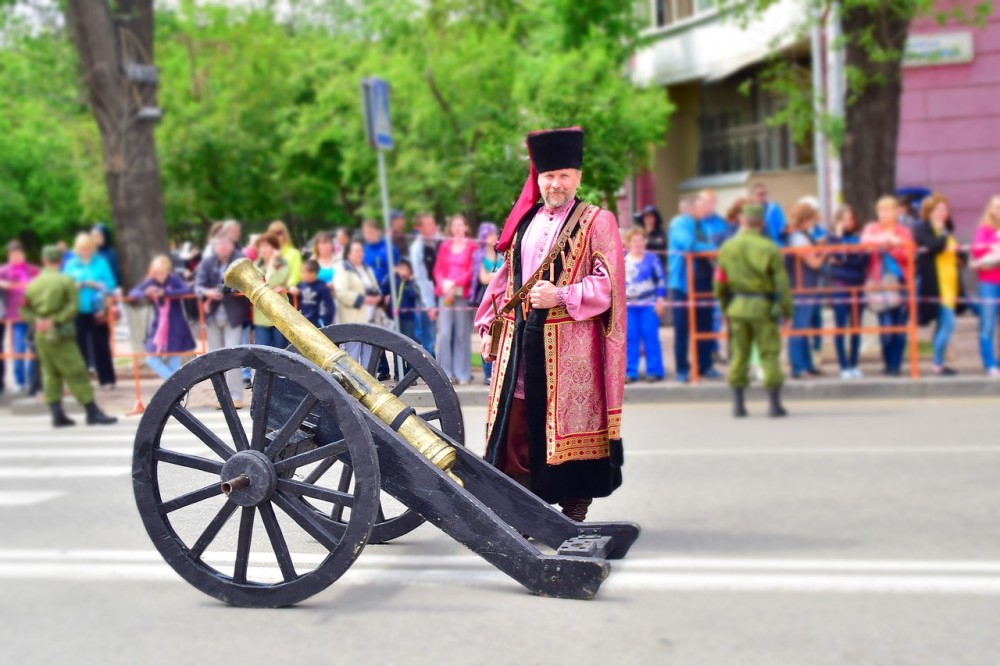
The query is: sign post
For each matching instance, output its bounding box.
[362,77,399,333]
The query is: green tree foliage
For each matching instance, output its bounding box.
[0,0,671,253]
[0,14,99,250]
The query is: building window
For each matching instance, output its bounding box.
[650,0,712,28]
[696,74,813,176]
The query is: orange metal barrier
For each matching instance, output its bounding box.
[684,243,920,384]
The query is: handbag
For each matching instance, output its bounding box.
[487,204,594,357]
[865,269,902,314]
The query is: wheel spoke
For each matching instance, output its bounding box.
[160,482,223,515]
[418,409,440,423]
[390,368,419,396]
[233,506,255,584]
[376,502,385,523]
[259,503,297,582]
[170,405,235,460]
[278,478,355,507]
[153,449,224,474]
[273,439,348,474]
[273,491,341,552]
[330,463,352,522]
[302,456,337,485]
[190,500,238,560]
[365,346,382,376]
[263,395,318,459]
[250,369,274,452]
[211,373,249,451]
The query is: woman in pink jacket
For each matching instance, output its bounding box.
[860,196,915,377]
[971,194,1000,377]
[433,214,477,383]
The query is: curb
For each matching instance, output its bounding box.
[3,376,998,416]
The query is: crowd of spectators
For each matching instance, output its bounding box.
[2,188,1000,400]
[623,186,1000,383]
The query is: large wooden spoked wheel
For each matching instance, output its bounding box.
[301,323,466,543]
[133,346,380,608]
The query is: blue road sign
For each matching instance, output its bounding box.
[363,77,393,151]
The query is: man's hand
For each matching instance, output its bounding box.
[654,297,665,318]
[480,334,494,363]
[529,280,558,309]
[428,307,438,322]
[35,318,53,333]
[203,288,223,301]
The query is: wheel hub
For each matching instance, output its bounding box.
[219,450,277,507]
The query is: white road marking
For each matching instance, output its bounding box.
[0,448,205,459]
[0,550,999,594]
[0,491,64,506]
[0,467,130,479]
[627,446,1000,457]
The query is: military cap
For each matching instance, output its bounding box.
[42,245,62,263]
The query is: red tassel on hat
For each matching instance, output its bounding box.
[496,161,539,253]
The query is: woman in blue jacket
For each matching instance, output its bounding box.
[827,206,870,379]
[62,232,117,389]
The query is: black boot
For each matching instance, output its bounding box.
[768,389,788,418]
[49,402,76,428]
[559,498,593,522]
[732,388,748,418]
[84,402,118,425]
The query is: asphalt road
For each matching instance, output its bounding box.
[0,397,998,666]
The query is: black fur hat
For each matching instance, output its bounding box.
[527,128,584,174]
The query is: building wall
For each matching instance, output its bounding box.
[897,13,1000,237]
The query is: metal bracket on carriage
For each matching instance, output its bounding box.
[269,417,320,463]
[556,529,614,559]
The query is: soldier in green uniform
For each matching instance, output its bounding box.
[714,204,792,418]
[20,246,117,428]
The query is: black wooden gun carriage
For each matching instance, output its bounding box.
[132,259,639,607]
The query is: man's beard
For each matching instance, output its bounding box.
[542,187,576,209]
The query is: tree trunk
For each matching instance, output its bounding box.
[839,4,914,223]
[65,0,168,290]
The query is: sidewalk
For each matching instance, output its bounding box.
[2,314,996,416]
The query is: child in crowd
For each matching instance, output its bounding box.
[624,227,667,383]
[128,255,197,380]
[381,258,420,379]
[296,259,336,328]
[381,258,419,343]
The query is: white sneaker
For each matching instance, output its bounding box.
[989,368,1000,379]
[851,367,864,379]
[840,369,853,380]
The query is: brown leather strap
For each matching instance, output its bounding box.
[496,203,595,319]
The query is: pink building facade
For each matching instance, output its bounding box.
[897,12,1000,238]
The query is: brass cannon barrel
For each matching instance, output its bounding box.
[224,258,460,483]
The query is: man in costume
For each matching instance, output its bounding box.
[21,246,118,428]
[714,203,792,418]
[475,127,626,522]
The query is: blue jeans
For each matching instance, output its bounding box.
[147,354,182,380]
[11,322,34,388]
[932,306,956,367]
[979,282,1000,370]
[253,325,286,349]
[789,297,818,375]
[877,306,908,373]
[832,292,863,370]
[627,305,665,379]
[241,323,252,381]
[671,289,713,377]
[415,311,436,358]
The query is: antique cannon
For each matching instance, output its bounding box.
[132,258,639,607]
